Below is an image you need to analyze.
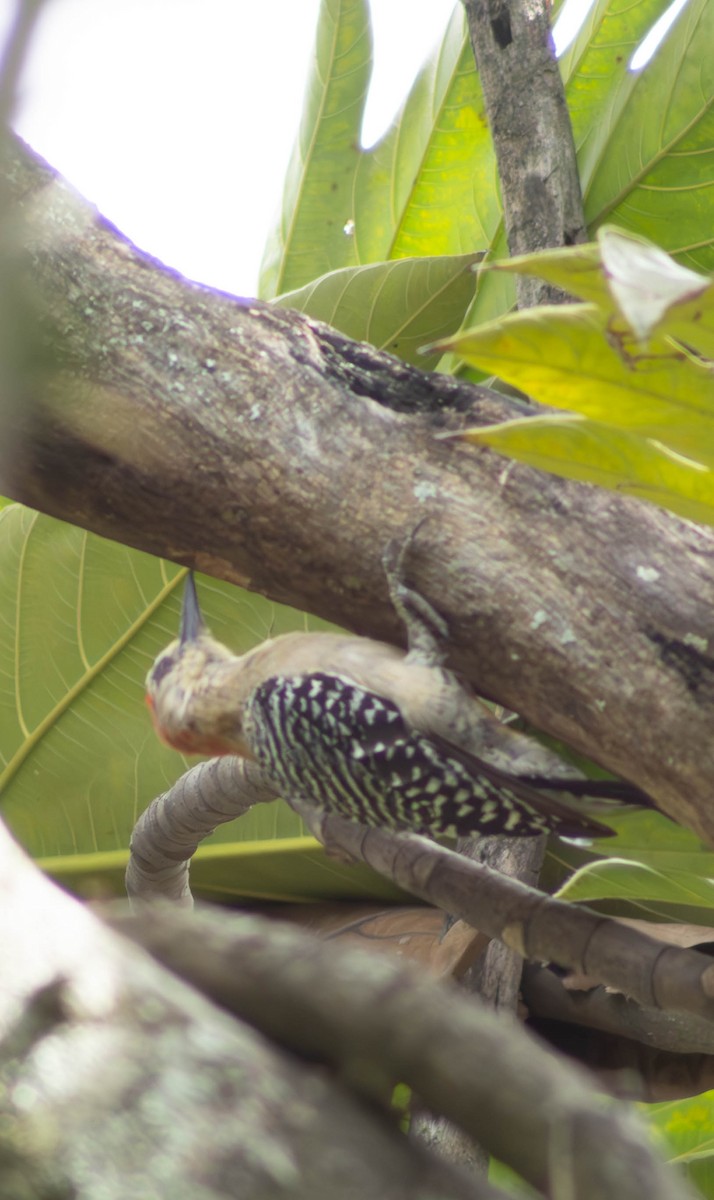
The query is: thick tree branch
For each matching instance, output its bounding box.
[110,901,696,1200]
[2,136,714,841]
[126,756,279,906]
[0,822,488,1200]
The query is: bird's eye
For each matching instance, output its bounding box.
[149,654,177,688]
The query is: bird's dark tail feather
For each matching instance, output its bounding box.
[518,775,663,813]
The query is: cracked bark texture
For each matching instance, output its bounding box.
[2,135,714,842]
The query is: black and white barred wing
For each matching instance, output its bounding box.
[244,672,614,840]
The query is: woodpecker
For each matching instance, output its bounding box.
[146,572,648,842]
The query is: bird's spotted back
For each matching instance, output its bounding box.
[244,672,579,839]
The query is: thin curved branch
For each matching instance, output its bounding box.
[296,804,714,1022]
[127,760,714,1020]
[126,757,279,905]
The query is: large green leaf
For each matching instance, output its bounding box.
[580,0,714,270]
[351,7,495,265]
[259,0,372,297]
[558,858,714,910]
[39,838,407,906]
[260,2,499,303]
[0,504,406,902]
[559,0,714,269]
[275,253,480,367]
[263,0,713,353]
[559,0,672,150]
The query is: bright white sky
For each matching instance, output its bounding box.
[0,0,679,296]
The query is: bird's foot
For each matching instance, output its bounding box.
[382,523,450,668]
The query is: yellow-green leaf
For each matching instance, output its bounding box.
[486,230,714,352]
[459,413,714,525]
[599,227,711,343]
[435,304,714,460]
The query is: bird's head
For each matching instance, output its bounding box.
[145,573,243,756]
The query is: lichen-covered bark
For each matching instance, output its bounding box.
[2,136,714,839]
[0,823,488,1200]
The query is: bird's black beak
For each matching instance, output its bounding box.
[180,571,205,644]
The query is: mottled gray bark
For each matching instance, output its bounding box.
[1,136,714,844]
[0,821,499,1200]
[462,0,588,305]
